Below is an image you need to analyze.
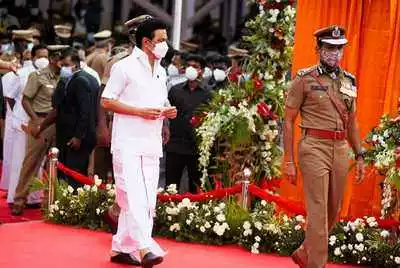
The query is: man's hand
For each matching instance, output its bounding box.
[138,108,162,120]
[162,125,170,145]
[31,124,41,138]
[283,162,297,185]
[67,137,81,150]
[162,107,177,119]
[355,158,365,184]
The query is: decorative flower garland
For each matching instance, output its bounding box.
[364,103,400,219]
[194,0,296,189]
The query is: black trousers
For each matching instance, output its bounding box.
[58,145,94,189]
[165,152,201,193]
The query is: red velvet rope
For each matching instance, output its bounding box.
[55,161,400,229]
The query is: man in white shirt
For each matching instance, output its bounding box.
[1,44,49,205]
[102,19,176,267]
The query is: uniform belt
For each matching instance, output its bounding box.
[305,129,346,140]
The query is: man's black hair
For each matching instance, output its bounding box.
[135,19,167,49]
[31,44,47,58]
[185,54,206,69]
[64,47,81,68]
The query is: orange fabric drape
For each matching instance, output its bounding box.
[280,0,400,217]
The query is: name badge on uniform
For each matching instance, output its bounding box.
[339,82,357,97]
[311,85,328,91]
[45,84,55,89]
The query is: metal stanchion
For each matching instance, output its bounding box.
[241,180,250,210]
[48,147,59,208]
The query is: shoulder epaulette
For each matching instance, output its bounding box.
[296,65,317,78]
[343,70,356,86]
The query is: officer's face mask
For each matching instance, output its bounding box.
[34,57,49,70]
[60,66,73,79]
[320,46,343,68]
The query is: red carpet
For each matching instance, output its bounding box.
[0,191,42,223]
[0,221,360,268]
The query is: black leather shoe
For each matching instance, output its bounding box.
[110,253,141,266]
[141,252,163,268]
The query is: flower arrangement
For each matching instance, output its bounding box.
[364,112,400,219]
[46,176,115,230]
[195,0,296,189]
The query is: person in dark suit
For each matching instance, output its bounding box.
[35,48,100,188]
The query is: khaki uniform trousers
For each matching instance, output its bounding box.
[298,135,349,268]
[14,119,56,207]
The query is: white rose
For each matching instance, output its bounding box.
[356,233,364,242]
[84,185,91,191]
[348,244,353,250]
[77,187,84,195]
[243,168,252,178]
[343,226,350,232]
[219,203,226,209]
[167,216,172,221]
[251,247,260,254]
[91,185,98,192]
[261,200,267,207]
[394,256,400,264]
[243,221,251,230]
[94,175,102,186]
[334,248,341,256]
[200,226,206,233]
[214,207,221,213]
[380,230,390,238]
[67,185,74,194]
[186,219,192,225]
[255,236,261,242]
[295,215,305,223]
[205,222,211,229]
[157,187,164,193]
[60,211,64,215]
[181,198,191,207]
[254,221,262,230]
[341,245,347,251]
[53,204,59,211]
[294,225,302,231]
[106,184,112,191]
[243,229,252,236]
[96,208,101,215]
[216,214,226,222]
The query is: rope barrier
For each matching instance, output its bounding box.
[54,159,400,229]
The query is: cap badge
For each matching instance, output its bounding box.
[332,27,340,38]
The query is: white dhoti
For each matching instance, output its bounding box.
[111,150,166,257]
[6,120,42,204]
[0,107,13,191]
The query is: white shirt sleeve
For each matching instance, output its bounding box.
[2,71,20,99]
[102,63,126,100]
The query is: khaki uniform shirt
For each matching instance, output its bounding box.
[86,50,108,79]
[23,67,58,114]
[286,65,357,131]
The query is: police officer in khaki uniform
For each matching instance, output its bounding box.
[283,26,366,268]
[11,45,74,216]
[86,30,113,78]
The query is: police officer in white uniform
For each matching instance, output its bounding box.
[102,19,177,267]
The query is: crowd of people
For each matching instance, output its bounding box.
[0,6,248,216]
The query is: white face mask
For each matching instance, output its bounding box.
[152,41,169,59]
[60,66,73,79]
[34,57,49,70]
[185,66,199,81]
[167,64,179,76]
[203,67,212,79]
[213,69,227,82]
